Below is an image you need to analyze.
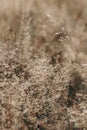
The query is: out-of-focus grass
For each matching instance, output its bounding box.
[0,0,87,130]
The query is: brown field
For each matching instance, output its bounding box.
[0,0,87,130]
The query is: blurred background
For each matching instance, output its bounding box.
[0,0,87,58]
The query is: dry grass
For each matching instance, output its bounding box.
[0,0,87,130]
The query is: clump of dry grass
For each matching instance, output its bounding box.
[0,0,87,130]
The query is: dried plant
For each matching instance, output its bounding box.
[0,0,87,130]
